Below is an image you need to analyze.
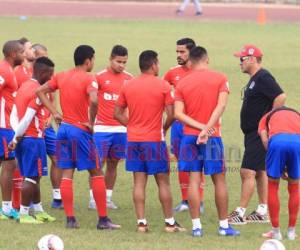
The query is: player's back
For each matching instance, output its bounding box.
[49,68,96,129]
[121,74,172,141]
[176,69,229,136]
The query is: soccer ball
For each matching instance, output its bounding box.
[37,234,64,250]
[260,239,286,250]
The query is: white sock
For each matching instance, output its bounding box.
[165,217,175,225]
[2,201,12,213]
[137,218,147,225]
[219,219,229,229]
[89,189,94,202]
[19,205,30,215]
[33,202,44,212]
[106,189,113,202]
[235,207,246,217]
[52,189,61,200]
[192,218,202,230]
[256,204,268,215]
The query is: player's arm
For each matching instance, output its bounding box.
[258,114,269,150]
[9,108,36,150]
[174,101,206,130]
[113,105,128,126]
[272,93,286,108]
[10,105,19,131]
[163,104,174,132]
[36,83,62,124]
[88,90,98,127]
[197,92,228,144]
[259,130,269,150]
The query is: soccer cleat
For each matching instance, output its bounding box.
[173,200,189,212]
[0,208,19,220]
[218,226,240,236]
[228,211,247,225]
[88,200,96,210]
[34,211,56,222]
[0,208,8,220]
[176,9,183,16]
[18,214,43,224]
[136,222,149,233]
[246,211,270,223]
[164,221,186,233]
[97,217,121,230]
[262,230,282,240]
[66,216,79,229]
[195,12,203,16]
[51,199,63,209]
[107,200,118,210]
[192,228,203,237]
[287,228,297,240]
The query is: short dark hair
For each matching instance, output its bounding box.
[18,37,29,45]
[32,43,47,52]
[176,38,196,52]
[34,56,55,68]
[189,46,208,62]
[2,40,22,57]
[74,45,95,66]
[139,50,158,72]
[111,45,128,58]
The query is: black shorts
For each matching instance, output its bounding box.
[241,131,266,171]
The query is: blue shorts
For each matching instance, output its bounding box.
[94,132,126,160]
[178,135,225,175]
[266,133,300,179]
[170,120,183,158]
[15,137,47,177]
[56,123,100,171]
[0,128,15,160]
[44,126,56,156]
[126,141,169,175]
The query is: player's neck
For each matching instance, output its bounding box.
[4,57,15,68]
[192,63,208,71]
[23,59,33,69]
[75,65,89,72]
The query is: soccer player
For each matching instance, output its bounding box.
[258,107,300,240]
[9,57,56,224]
[14,38,35,88]
[114,50,185,233]
[89,45,132,210]
[164,38,204,213]
[11,37,35,210]
[0,40,24,220]
[174,46,240,237]
[228,45,286,225]
[36,45,120,230]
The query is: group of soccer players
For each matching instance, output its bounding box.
[0,37,299,239]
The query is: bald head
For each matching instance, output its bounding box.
[32,43,48,58]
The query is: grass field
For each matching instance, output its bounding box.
[0,16,300,250]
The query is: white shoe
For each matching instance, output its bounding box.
[107,200,118,210]
[262,229,282,240]
[287,227,297,240]
[88,200,96,210]
[173,201,189,212]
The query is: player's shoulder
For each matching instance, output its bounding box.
[96,68,108,77]
[123,70,133,78]
[166,65,182,74]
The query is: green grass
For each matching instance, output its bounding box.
[0,17,300,249]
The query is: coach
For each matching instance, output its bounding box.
[228,45,286,225]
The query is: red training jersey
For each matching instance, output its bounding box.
[258,110,300,138]
[175,69,229,137]
[48,68,98,131]
[15,79,46,137]
[95,68,132,128]
[117,74,174,142]
[0,60,18,129]
[14,64,32,88]
[163,65,191,88]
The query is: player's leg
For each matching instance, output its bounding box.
[11,167,22,210]
[0,129,18,219]
[177,0,190,13]
[245,133,269,223]
[104,132,127,209]
[45,126,62,209]
[192,0,202,15]
[206,137,240,236]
